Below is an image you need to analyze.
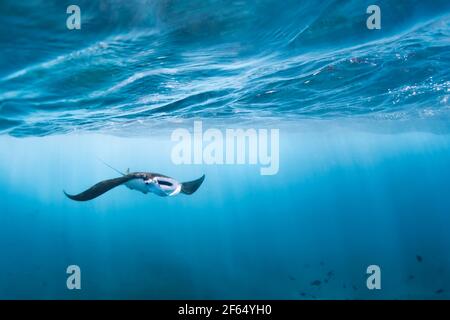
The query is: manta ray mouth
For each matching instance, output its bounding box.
[156,180,173,187]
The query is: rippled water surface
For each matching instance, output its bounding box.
[1,0,450,135]
[1,0,450,299]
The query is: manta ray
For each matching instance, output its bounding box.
[64,168,205,201]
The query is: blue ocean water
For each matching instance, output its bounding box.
[0,0,450,299]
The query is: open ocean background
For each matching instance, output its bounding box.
[0,0,450,299]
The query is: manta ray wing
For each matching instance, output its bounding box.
[180,175,205,195]
[64,175,134,201]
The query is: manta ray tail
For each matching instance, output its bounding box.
[64,176,133,201]
[97,158,126,176]
[181,174,205,195]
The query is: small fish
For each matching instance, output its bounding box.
[435,289,444,294]
[324,279,329,284]
[408,275,415,281]
[311,280,321,286]
[352,285,358,291]
[299,292,306,297]
[288,275,296,281]
[326,271,334,278]
[416,255,423,262]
